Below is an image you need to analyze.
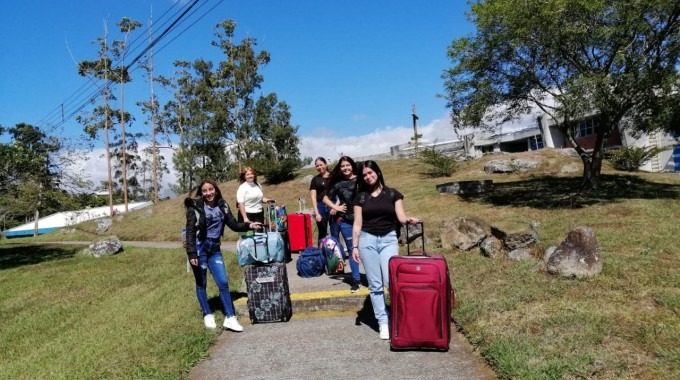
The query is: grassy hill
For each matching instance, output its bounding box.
[4,148,680,379]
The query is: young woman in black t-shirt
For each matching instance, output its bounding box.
[352,160,419,340]
[309,157,330,243]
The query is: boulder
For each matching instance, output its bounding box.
[398,223,424,245]
[89,236,123,258]
[96,218,113,235]
[484,159,540,174]
[479,236,503,258]
[435,180,493,195]
[439,217,490,251]
[546,226,602,278]
[484,160,513,174]
[503,229,538,250]
[507,248,534,261]
[511,158,540,171]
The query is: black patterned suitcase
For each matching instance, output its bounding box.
[243,262,293,323]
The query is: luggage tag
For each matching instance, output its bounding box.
[256,275,275,284]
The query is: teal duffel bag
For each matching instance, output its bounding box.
[237,232,285,266]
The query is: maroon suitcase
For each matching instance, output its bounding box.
[288,213,313,252]
[389,222,455,350]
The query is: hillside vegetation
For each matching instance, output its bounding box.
[7,148,680,379]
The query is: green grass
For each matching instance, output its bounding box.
[2,148,680,379]
[0,244,244,379]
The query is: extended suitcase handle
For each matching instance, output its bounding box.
[405,221,426,256]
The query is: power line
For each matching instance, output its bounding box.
[33,0,188,134]
[34,0,216,137]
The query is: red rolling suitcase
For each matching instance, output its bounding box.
[389,222,455,351]
[287,213,313,252]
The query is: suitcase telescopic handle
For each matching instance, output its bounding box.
[405,221,425,256]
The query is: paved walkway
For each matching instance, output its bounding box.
[45,240,496,379]
[191,251,496,380]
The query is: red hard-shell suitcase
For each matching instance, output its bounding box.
[288,213,313,252]
[389,222,455,350]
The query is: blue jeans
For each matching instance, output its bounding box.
[315,203,330,244]
[358,230,398,325]
[191,239,236,317]
[331,217,361,283]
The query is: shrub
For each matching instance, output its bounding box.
[420,147,457,177]
[606,145,669,171]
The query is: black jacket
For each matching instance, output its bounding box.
[184,197,251,260]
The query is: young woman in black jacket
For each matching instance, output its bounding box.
[185,179,262,330]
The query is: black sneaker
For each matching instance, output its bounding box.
[350,282,361,293]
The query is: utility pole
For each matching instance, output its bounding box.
[104,23,114,217]
[411,104,422,156]
[148,16,159,204]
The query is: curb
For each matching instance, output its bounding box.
[234,287,370,316]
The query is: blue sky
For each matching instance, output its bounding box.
[1,0,475,188]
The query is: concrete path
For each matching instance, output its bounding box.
[190,314,496,380]
[191,251,496,380]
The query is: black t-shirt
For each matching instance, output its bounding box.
[328,177,357,222]
[355,186,403,235]
[309,174,327,203]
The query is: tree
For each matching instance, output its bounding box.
[77,24,117,215]
[0,124,66,234]
[111,17,142,211]
[443,0,680,190]
[159,19,304,189]
[245,93,306,183]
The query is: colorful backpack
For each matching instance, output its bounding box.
[319,236,345,275]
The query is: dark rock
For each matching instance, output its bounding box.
[480,236,503,258]
[436,180,493,195]
[398,223,424,245]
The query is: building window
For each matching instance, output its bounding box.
[529,135,544,150]
[575,118,595,138]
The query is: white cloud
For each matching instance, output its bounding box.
[298,112,458,164]
[66,113,459,197]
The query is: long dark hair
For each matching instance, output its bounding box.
[356,160,386,193]
[193,179,224,203]
[325,156,357,191]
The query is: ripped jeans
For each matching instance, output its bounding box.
[191,239,236,317]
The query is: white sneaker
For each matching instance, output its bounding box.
[203,314,217,329]
[379,323,390,340]
[223,316,244,332]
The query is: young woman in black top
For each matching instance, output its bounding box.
[309,157,330,243]
[322,156,363,292]
[351,160,419,340]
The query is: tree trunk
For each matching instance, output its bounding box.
[580,126,609,192]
